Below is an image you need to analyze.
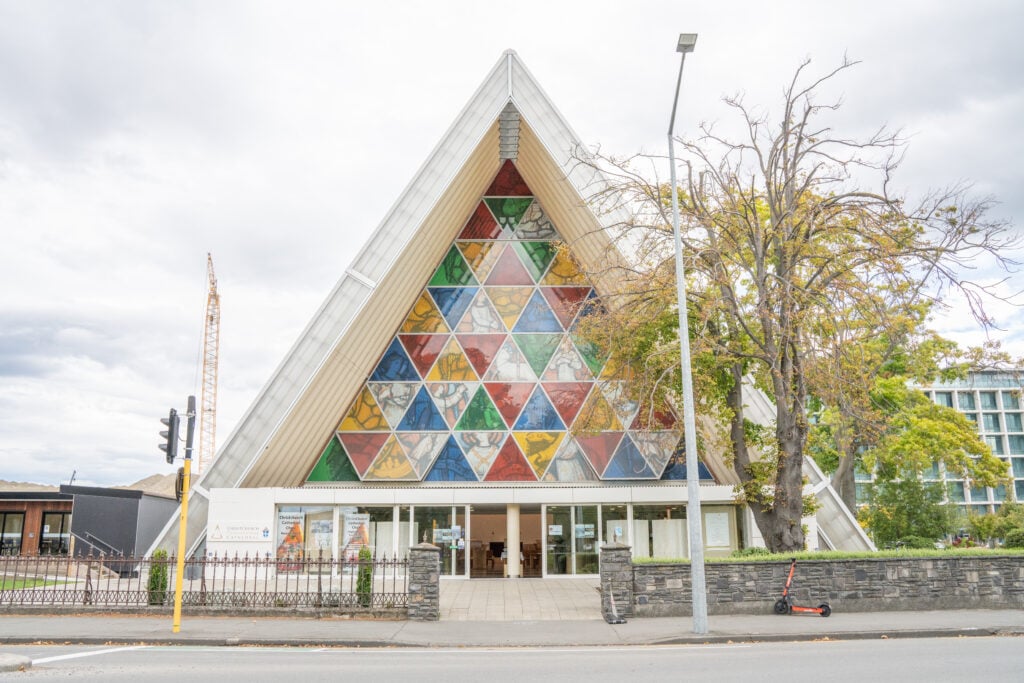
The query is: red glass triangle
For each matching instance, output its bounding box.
[542,382,592,426]
[459,201,502,240]
[399,334,449,377]
[484,382,535,427]
[484,438,537,481]
[456,334,506,377]
[630,404,679,430]
[540,287,592,328]
[484,246,534,286]
[576,432,624,476]
[485,159,532,196]
[337,432,390,477]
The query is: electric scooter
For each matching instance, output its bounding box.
[773,558,831,617]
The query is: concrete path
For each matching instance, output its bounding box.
[439,578,600,621]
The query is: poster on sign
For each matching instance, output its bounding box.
[341,513,371,562]
[276,511,305,571]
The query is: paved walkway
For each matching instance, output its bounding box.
[439,578,600,620]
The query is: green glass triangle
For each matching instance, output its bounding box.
[485,197,533,232]
[455,385,507,431]
[429,245,478,287]
[572,334,606,376]
[513,242,558,282]
[513,333,562,377]
[307,436,360,482]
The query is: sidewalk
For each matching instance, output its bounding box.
[1,609,1022,648]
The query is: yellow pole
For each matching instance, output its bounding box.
[172,458,191,633]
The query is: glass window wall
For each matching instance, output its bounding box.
[958,392,976,411]
[1,513,24,555]
[632,505,687,559]
[39,512,71,555]
[1002,391,1020,410]
[980,392,998,410]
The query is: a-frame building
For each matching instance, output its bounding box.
[152,51,851,578]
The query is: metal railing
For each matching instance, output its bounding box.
[0,551,408,611]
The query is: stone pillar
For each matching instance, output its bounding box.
[506,503,521,578]
[408,543,440,621]
[600,543,634,619]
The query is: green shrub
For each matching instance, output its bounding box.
[1004,529,1024,549]
[898,536,937,549]
[148,550,169,606]
[731,547,772,558]
[356,546,373,608]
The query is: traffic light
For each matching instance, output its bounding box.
[160,408,180,463]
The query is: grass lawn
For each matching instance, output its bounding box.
[0,576,55,589]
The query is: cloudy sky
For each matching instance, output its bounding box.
[2,1,1021,487]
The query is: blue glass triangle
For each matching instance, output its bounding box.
[370,338,420,381]
[513,387,566,431]
[661,443,715,481]
[429,287,478,328]
[512,291,563,333]
[397,386,449,431]
[425,436,479,481]
[603,435,656,479]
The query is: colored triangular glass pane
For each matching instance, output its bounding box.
[541,336,593,381]
[512,333,561,377]
[630,403,679,431]
[426,381,477,428]
[429,245,478,286]
[514,200,558,240]
[396,432,448,478]
[459,201,502,240]
[484,438,537,481]
[540,287,591,329]
[455,385,506,431]
[397,385,449,431]
[485,159,532,196]
[307,436,360,482]
[513,387,566,431]
[400,292,450,334]
[485,197,533,234]
[367,382,420,428]
[484,245,534,286]
[600,381,640,426]
[338,386,389,431]
[576,432,623,476]
[455,289,506,333]
[630,431,679,476]
[513,241,557,282]
[398,334,448,377]
[482,336,537,382]
[364,436,418,480]
[337,432,390,477]
[426,337,478,381]
[512,291,563,333]
[456,432,507,479]
[425,436,478,482]
[457,241,503,282]
[370,338,421,381]
[575,389,622,432]
[540,249,588,285]
[456,333,506,377]
[512,432,564,479]
[486,286,533,329]
[429,287,478,328]
[484,382,535,427]
[542,382,592,426]
[661,443,716,481]
[571,333,606,377]
[603,434,656,479]
[542,438,598,482]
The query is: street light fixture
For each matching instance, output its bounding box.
[667,31,708,635]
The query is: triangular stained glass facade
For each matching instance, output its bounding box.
[307,160,705,483]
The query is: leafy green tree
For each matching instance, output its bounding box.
[577,59,1017,552]
[859,477,959,546]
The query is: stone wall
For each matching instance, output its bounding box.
[407,543,440,621]
[630,555,1024,616]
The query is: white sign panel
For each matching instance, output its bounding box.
[209,522,270,543]
[704,511,731,547]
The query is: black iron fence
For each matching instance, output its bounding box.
[0,551,408,611]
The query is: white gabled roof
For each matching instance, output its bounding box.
[151,51,627,554]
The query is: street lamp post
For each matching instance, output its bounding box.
[667,32,708,635]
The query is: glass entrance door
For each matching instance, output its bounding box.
[543,505,599,576]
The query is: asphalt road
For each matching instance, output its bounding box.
[2,637,1022,682]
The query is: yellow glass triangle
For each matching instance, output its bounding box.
[364,436,417,480]
[540,250,588,285]
[401,292,450,334]
[513,432,565,479]
[426,337,479,381]
[457,242,505,282]
[486,286,533,329]
[575,389,623,432]
[338,387,389,431]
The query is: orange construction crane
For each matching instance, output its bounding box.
[197,253,220,476]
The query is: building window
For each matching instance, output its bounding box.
[1005,413,1022,433]
[632,505,687,560]
[934,392,953,408]
[982,413,1001,433]
[1009,436,1024,455]
[39,512,71,555]
[963,413,978,425]
[0,512,25,555]
[1002,391,1020,410]
[985,436,1005,455]
[979,391,998,410]
[958,393,976,411]
[1012,458,1024,477]
[1016,481,1024,501]
[947,482,966,503]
